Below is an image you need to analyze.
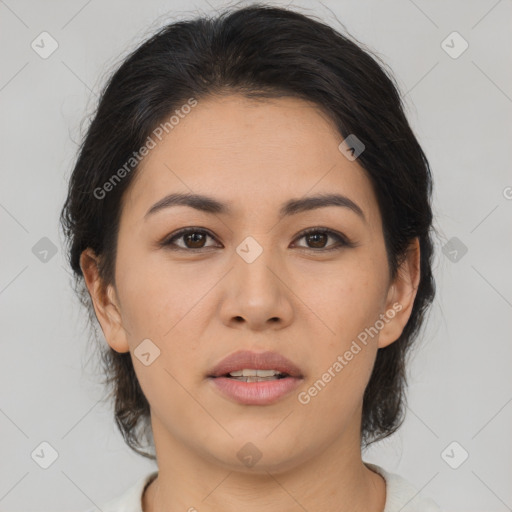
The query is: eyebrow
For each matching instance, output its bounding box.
[144,192,366,223]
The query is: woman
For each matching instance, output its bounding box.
[60,4,440,511]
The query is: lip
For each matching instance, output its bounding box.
[207,350,303,378]
[210,376,303,405]
[207,350,304,406]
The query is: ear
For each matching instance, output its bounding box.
[80,248,130,353]
[378,237,421,349]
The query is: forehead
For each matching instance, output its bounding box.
[121,94,381,228]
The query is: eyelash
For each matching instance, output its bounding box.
[160,227,356,253]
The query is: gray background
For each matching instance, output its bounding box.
[1,0,511,510]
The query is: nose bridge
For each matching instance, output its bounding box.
[233,232,280,290]
[223,231,290,323]
[214,214,298,329]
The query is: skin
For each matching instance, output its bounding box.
[81,94,420,512]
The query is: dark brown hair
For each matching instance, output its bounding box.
[60,3,436,459]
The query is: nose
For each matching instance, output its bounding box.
[218,241,294,331]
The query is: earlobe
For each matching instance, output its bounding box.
[79,248,130,353]
[377,238,421,349]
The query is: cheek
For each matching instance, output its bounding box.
[294,337,377,448]
[115,247,199,337]
[115,252,215,393]
[298,286,380,422]
[306,259,388,348]
[299,258,386,416]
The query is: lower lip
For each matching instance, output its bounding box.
[209,376,303,405]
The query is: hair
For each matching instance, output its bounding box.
[60,2,436,460]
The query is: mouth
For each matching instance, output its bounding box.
[207,350,304,405]
[207,349,303,379]
[220,369,291,382]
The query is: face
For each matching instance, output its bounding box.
[82,94,419,474]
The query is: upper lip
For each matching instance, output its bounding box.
[208,350,303,378]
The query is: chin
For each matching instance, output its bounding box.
[203,434,313,475]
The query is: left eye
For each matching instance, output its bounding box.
[292,228,351,251]
[161,227,353,252]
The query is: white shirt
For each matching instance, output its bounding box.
[87,462,440,512]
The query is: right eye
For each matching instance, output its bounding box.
[160,228,221,251]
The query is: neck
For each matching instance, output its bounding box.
[142,415,386,512]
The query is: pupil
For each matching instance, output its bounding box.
[308,233,326,248]
[186,233,205,248]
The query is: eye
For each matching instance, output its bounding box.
[160,227,355,252]
[161,228,220,251]
[292,227,355,252]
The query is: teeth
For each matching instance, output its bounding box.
[230,376,281,382]
[228,369,282,377]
